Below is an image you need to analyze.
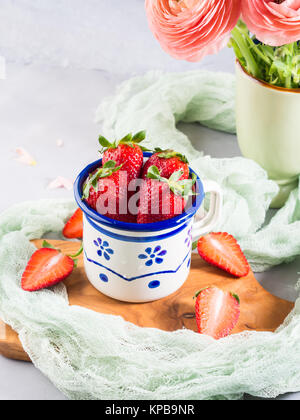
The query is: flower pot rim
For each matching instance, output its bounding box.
[236,60,300,94]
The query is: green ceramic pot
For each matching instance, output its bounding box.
[236,61,300,208]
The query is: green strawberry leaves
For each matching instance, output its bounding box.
[193,288,210,299]
[68,245,84,259]
[146,166,197,199]
[169,170,184,183]
[192,241,198,251]
[140,146,151,152]
[146,165,161,180]
[42,240,58,250]
[120,133,134,144]
[98,136,114,149]
[101,160,118,170]
[120,131,148,149]
[82,160,123,200]
[99,131,149,152]
[231,293,240,304]
[169,176,196,198]
[154,148,189,164]
[132,131,146,143]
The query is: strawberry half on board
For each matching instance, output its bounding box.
[63,208,83,239]
[99,131,147,183]
[83,160,136,223]
[194,287,240,339]
[21,243,76,292]
[141,149,190,181]
[197,232,250,278]
[137,165,196,224]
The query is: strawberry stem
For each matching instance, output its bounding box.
[98,131,148,152]
[154,148,189,164]
[82,160,123,200]
[231,293,240,304]
[193,287,210,299]
[68,245,83,259]
[146,166,196,199]
[42,240,58,250]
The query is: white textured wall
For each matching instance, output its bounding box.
[0,0,234,75]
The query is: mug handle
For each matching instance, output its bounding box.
[192,180,223,242]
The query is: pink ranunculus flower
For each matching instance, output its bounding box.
[242,0,300,46]
[145,0,242,62]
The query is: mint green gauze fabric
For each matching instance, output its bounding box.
[1,199,300,400]
[0,70,300,400]
[96,70,300,272]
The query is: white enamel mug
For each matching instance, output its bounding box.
[74,154,222,303]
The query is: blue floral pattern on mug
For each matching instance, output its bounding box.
[185,227,192,248]
[138,246,167,267]
[94,238,114,261]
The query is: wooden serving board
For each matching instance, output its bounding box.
[0,240,294,362]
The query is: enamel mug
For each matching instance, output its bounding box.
[74,153,222,303]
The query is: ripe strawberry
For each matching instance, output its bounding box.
[137,166,195,224]
[142,149,189,180]
[99,131,147,183]
[83,160,136,223]
[21,247,74,292]
[63,208,83,239]
[194,287,240,339]
[197,232,250,278]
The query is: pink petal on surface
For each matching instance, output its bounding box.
[47,176,73,191]
[56,139,64,148]
[15,147,37,166]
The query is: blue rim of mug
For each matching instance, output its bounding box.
[74,152,205,232]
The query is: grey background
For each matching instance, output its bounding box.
[0,0,299,400]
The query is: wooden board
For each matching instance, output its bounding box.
[0,240,294,362]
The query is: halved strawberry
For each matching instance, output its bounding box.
[21,247,74,292]
[195,287,240,339]
[197,232,250,278]
[63,208,83,239]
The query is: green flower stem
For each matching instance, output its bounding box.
[231,26,259,78]
[285,44,293,88]
[285,75,292,89]
[230,21,300,89]
[247,40,271,66]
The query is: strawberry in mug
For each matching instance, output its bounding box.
[74,133,223,303]
[21,132,250,323]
